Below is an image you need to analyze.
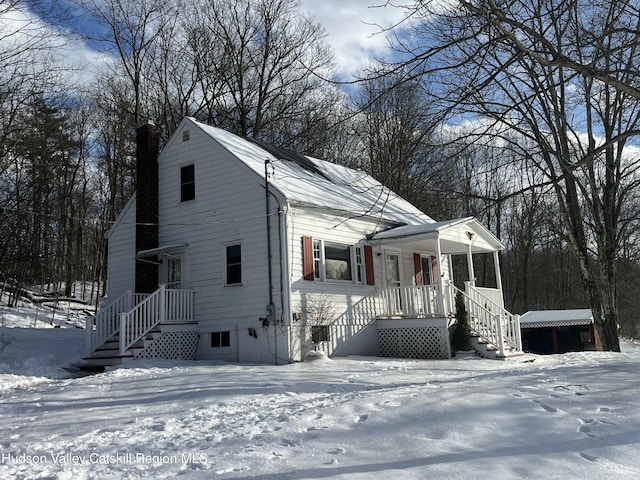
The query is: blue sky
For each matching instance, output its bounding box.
[5,0,409,81]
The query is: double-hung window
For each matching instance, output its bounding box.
[180,164,195,202]
[306,238,367,283]
[226,244,242,285]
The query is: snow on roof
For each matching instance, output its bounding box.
[371,217,473,240]
[369,217,504,252]
[189,118,433,225]
[520,309,593,328]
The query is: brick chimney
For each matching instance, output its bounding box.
[135,121,160,293]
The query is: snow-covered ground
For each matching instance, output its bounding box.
[1,306,640,479]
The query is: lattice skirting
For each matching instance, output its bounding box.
[136,331,198,360]
[378,326,449,359]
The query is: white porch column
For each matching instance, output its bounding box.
[435,237,445,314]
[466,243,476,287]
[493,250,504,307]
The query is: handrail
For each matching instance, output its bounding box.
[461,282,522,353]
[119,286,194,354]
[85,290,133,356]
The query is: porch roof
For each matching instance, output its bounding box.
[369,217,504,254]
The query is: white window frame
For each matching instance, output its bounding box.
[312,240,365,284]
[166,257,182,289]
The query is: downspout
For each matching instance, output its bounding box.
[279,202,292,361]
[264,160,277,364]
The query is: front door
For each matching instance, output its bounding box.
[166,257,182,289]
[384,250,401,288]
[384,250,402,313]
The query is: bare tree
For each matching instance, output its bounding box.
[379,0,640,350]
[187,0,335,140]
[76,0,181,126]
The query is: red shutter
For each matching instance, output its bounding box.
[302,236,314,281]
[414,253,423,286]
[431,255,439,286]
[364,245,375,285]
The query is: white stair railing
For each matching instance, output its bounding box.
[85,290,134,356]
[119,286,194,355]
[462,281,522,354]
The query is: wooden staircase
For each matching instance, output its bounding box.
[461,282,524,360]
[84,286,197,367]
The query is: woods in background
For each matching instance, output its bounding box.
[2,0,640,344]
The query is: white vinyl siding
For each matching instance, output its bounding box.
[288,208,395,359]
[157,121,284,363]
[105,196,136,300]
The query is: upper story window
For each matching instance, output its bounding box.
[226,244,242,285]
[180,164,195,202]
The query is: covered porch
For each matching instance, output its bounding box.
[368,217,521,359]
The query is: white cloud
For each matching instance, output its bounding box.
[0,2,111,88]
[300,0,409,78]
[2,0,408,89]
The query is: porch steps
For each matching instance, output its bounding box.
[83,321,199,367]
[83,328,165,366]
[470,335,524,360]
[83,332,134,367]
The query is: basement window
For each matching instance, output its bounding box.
[211,331,230,348]
[180,164,195,202]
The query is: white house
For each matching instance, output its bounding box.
[85,117,522,366]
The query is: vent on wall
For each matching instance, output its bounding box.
[182,130,190,142]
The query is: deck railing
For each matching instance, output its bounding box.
[119,286,194,354]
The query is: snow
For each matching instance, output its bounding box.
[2,308,640,479]
[189,117,433,226]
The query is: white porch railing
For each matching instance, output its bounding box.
[85,290,137,356]
[473,286,504,309]
[462,282,521,356]
[375,282,522,357]
[119,286,194,355]
[377,285,443,317]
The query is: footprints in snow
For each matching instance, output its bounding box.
[532,399,558,413]
[324,446,346,465]
[578,407,615,463]
[511,388,617,465]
